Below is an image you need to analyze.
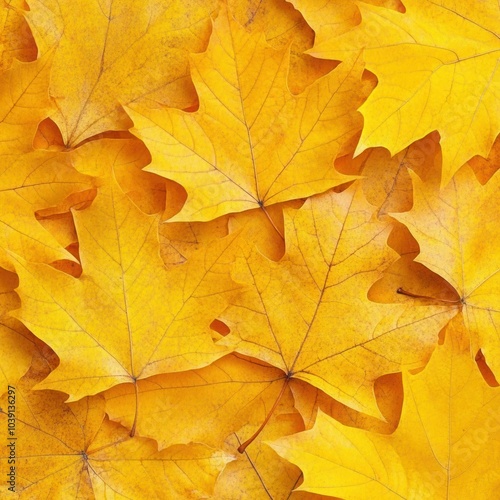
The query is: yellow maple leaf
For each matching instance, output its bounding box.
[10,171,239,408]
[128,7,369,222]
[270,314,500,499]
[467,132,500,184]
[25,0,218,146]
[289,0,404,42]
[395,166,500,377]
[364,134,440,216]
[307,0,500,186]
[292,370,403,437]
[227,0,337,95]
[219,184,456,418]
[0,52,94,267]
[1,0,499,496]
[104,354,286,449]
[0,353,231,499]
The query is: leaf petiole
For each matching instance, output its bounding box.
[237,377,289,453]
[396,287,462,304]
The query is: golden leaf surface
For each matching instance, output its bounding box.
[270,315,500,499]
[307,0,500,186]
[0,0,37,71]
[128,7,370,222]
[213,386,308,500]
[11,171,239,400]
[227,0,337,95]
[0,53,52,154]
[395,166,500,376]
[103,354,286,449]
[0,268,35,392]
[219,185,456,417]
[0,53,94,267]
[0,0,499,496]
[0,150,92,267]
[0,355,231,499]
[289,0,404,42]
[25,0,218,146]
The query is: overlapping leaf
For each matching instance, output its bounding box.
[270,315,500,499]
[0,356,231,499]
[11,169,239,401]
[0,150,92,268]
[0,53,94,268]
[0,0,37,72]
[25,0,218,146]
[213,387,308,500]
[0,268,35,392]
[307,0,500,185]
[0,0,498,497]
[227,0,337,95]
[395,166,500,377]
[0,53,52,154]
[289,0,404,43]
[219,184,456,417]
[128,7,370,222]
[103,354,286,449]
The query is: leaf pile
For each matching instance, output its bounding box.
[0,0,499,498]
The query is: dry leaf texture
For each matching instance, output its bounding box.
[0,0,498,498]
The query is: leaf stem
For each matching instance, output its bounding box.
[396,287,462,304]
[237,378,289,454]
[260,204,284,240]
[130,380,139,437]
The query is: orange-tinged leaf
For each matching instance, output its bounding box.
[349,133,440,216]
[219,184,456,417]
[0,360,232,499]
[104,354,286,449]
[357,148,415,215]
[385,219,420,258]
[0,0,37,71]
[36,208,83,254]
[368,256,460,305]
[159,216,229,266]
[229,0,311,51]
[395,166,500,376]
[227,199,305,261]
[159,198,303,267]
[26,0,218,146]
[467,133,500,185]
[128,7,368,222]
[289,0,361,41]
[270,314,500,499]
[336,139,439,217]
[309,0,500,186]
[11,172,239,400]
[32,117,66,151]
